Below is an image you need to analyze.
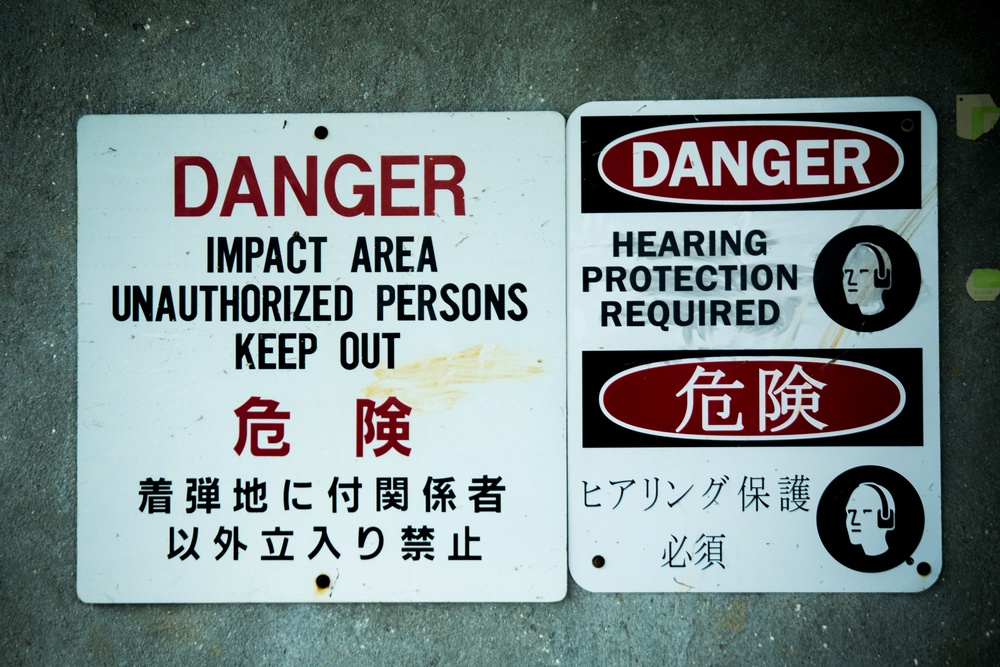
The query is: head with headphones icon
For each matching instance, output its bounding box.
[842,242,893,316]
[845,482,896,556]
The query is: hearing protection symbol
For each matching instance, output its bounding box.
[842,242,892,315]
[814,226,920,332]
[845,482,896,556]
[817,466,925,573]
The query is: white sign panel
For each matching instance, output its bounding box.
[78,113,566,602]
[568,98,940,592]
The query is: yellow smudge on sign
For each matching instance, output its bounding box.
[362,343,543,413]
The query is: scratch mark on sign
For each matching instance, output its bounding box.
[361,343,543,413]
[782,288,814,348]
[324,571,340,597]
[894,182,937,242]
[673,577,695,591]
[822,325,847,349]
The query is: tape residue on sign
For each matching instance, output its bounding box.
[966,269,1000,301]
[957,94,1000,140]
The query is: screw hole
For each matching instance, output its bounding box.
[316,574,331,589]
[314,126,329,140]
[901,118,915,132]
[592,555,605,568]
[916,562,932,577]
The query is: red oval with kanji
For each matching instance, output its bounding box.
[599,357,905,440]
[598,121,904,205]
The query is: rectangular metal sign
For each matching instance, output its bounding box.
[77,113,567,602]
[567,98,940,592]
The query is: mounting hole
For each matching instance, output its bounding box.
[592,555,605,569]
[315,573,331,589]
[314,125,329,140]
[916,562,932,577]
[901,118,915,132]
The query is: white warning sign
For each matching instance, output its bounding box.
[567,98,940,592]
[77,113,567,602]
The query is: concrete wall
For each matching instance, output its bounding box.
[2,0,998,663]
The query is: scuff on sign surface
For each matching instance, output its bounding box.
[567,98,940,593]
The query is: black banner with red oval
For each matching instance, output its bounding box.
[582,348,922,447]
[580,111,921,212]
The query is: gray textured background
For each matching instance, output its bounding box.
[2,0,999,664]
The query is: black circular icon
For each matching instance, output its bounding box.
[816,465,924,573]
[813,226,921,332]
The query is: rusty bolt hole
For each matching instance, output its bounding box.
[916,562,932,577]
[314,126,329,140]
[316,574,331,589]
[901,118,915,132]
[592,555,605,568]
